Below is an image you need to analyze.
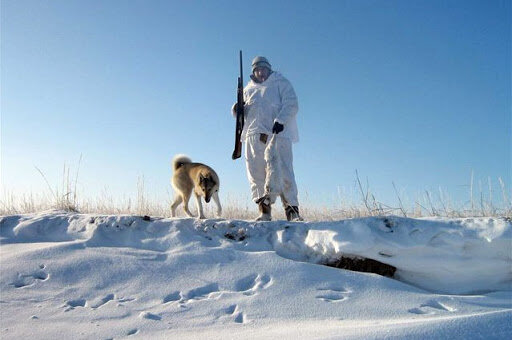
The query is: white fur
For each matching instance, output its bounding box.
[263,135,283,205]
[172,154,192,170]
[262,135,302,221]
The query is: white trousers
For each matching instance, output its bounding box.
[244,134,299,206]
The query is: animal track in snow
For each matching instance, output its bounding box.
[316,293,347,302]
[224,304,238,315]
[234,274,272,296]
[219,304,248,323]
[127,328,139,336]
[11,264,49,288]
[220,304,248,324]
[63,294,129,312]
[408,307,434,315]
[234,275,259,292]
[163,291,182,303]
[180,283,222,303]
[234,311,248,324]
[89,294,115,309]
[408,299,457,314]
[161,274,272,323]
[159,275,272,325]
[316,287,351,303]
[139,311,162,321]
[166,274,273,306]
[423,299,457,312]
[64,299,87,311]
[162,285,220,307]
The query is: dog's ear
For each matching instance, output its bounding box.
[199,174,205,183]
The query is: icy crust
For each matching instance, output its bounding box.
[1,211,510,294]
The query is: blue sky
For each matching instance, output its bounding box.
[2,0,510,211]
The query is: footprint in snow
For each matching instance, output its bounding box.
[234,312,248,324]
[408,299,457,314]
[117,297,136,304]
[234,274,272,296]
[163,291,182,304]
[422,299,457,312]
[11,265,49,288]
[127,328,139,336]
[218,304,248,323]
[316,287,351,303]
[182,283,221,303]
[316,293,347,302]
[224,304,238,315]
[408,307,435,315]
[64,294,130,312]
[139,311,162,321]
[64,299,87,312]
[90,294,115,309]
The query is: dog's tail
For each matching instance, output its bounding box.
[172,154,192,171]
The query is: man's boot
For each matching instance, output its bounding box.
[285,205,302,221]
[256,199,271,221]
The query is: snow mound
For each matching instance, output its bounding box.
[2,212,510,294]
[1,212,511,339]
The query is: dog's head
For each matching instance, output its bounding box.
[199,173,218,203]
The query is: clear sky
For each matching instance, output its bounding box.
[1,0,510,212]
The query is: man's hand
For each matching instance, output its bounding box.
[272,122,284,134]
[232,102,245,114]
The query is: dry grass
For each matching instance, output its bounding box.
[2,187,510,221]
[1,165,510,220]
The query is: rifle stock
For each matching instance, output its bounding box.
[232,50,244,160]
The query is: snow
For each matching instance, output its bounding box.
[1,211,511,339]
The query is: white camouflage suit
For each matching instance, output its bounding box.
[232,71,299,206]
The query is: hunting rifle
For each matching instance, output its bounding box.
[232,50,244,160]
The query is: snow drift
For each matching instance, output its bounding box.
[0,212,511,339]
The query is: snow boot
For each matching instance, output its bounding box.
[255,200,271,221]
[285,205,302,221]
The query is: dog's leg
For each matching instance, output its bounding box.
[195,193,205,219]
[170,195,183,217]
[182,193,195,217]
[212,192,222,217]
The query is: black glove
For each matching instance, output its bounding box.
[233,102,245,113]
[272,122,284,134]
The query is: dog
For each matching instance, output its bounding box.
[170,154,222,219]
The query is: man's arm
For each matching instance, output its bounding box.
[274,78,298,126]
